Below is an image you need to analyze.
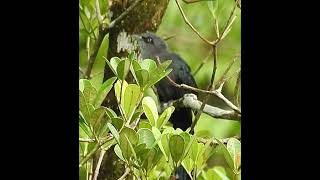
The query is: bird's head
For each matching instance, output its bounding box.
[133,32,168,59]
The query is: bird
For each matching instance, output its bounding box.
[134,32,197,180]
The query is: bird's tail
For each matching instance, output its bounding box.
[176,165,191,180]
[170,107,193,131]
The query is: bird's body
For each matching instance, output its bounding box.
[135,32,197,131]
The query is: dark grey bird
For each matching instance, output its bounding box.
[134,32,197,180]
[134,32,197,131]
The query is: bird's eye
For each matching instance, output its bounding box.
[142,36,153,44]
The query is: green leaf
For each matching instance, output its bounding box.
[135,69,149,88]
[196,143,205,168]
[119,132,137,160]
[130,111,142,124]
[182,134,196,159]
[106,57,121,76]
[141,59,157,71]
[152,127,169,161]
[111,117,124,131]
[147,68,172,88]
[93,77,117,108]
[138,121,152,130]
[215,138,234,170]
[117,59,131,80]
[114,80,128,102]
[121,84,141,120]
[90,107,106,133]
[182,158,193,175]
[98,0,108,15]
[204,166,229,180]
[142,96,158,126]
[107,123,119,143]
[134,143,148,158]
[79,79,85,92]
[131,60,142,72]
[105,108,117,119]
[161,133,171,161]
[227,138,241,170]
[157,106,175,129]
[190,141,199,162]
[101,138,116,151]
[137,128,155,148]
[169,134,185,164]
[158,60,172,71]
[114,144,125,161]
[120,127,139,146]
[142,147,156,171]
[79,114,92,138]
[79,90,91,122]
[83,79,97,105]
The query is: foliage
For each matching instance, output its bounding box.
[79,53,241,179]
[79,0,241,179]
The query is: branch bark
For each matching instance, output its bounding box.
[162,94,240,121]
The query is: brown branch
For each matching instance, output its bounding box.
[193,48,213,76]
[95,0,103,24]
[118,168,130,180]
[79,138,96,143]
[190,46,218,133]
[79,135,113,167]
[92,149,106,180]
[175,0,213,45]
[212,0,239,46]
[163,94,240,121]
[155,57,241,113]
[215,55,239,88]
[197,136,241,145]
[234,69,241,107]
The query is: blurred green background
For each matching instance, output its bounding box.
[157,0,241,138]
[79,0,241,139]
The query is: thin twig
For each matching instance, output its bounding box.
[95,0,103,24]
[79,136,113,167]
[212,0,239,46]
[193,48,213,76]
[190,45,218,133]
[215,55,239,88]
[155,57,241,113]
[80,138,96,143]
[92,149,106,180]
[118,168,130,180]
[175,0,213,45]
[210,46,218,89]
[163,34,177,41]
[163,94,240,121]
[79,67,85,75]
[234,70,241,107]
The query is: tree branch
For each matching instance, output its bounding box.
[175,0,213,45]
[92,149,106,180]
[156,57,241,114]
[117,168,130,180]
[162,94,240,121]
